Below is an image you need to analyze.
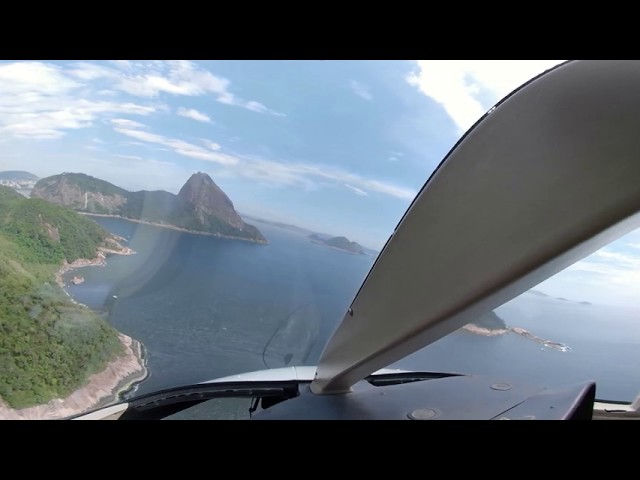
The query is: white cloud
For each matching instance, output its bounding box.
[0,62,157,140]
[67,62,116,81]
[344,184,368,196]
[110,60,134,70]
[113,124,416,200]
[0,62,79,95]
[350,80,373,101]
[564,248,640,288]
[114,154,143,160]
[202,139,221,151]
[388,156,398,162]
[237,156,417,200]
[110,118,146,129]
[68,60,284,116]
[177,107,211,123]
[407,60,565,134]
[114,126,239,166]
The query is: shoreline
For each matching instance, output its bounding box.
[79,212,269,244]
[54,241,136,290]
[87,336,149,413]
[0,334,148,420]
[0,237,147,420]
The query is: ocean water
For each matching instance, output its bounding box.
[64,217,640,402]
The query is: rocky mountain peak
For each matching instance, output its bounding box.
[178,172,243,229]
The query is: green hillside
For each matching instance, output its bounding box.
[0,186,123,409]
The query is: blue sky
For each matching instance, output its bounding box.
[4,59,640,305]
[0,60,563,248]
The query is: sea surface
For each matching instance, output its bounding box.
[64,216,640,402]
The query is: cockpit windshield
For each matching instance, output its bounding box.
[2,60,637,420]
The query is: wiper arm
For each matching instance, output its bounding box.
[365,370,463,387]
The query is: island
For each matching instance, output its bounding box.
[31,171,267,244]
[0,186,146,419]
[309,233,365,254]
[462,308,571,352]
[463,311,509,336]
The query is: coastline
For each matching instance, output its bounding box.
[0,236,147,420]
[54,239,136,291]
[79,212,269,244]
[0,334,148,420]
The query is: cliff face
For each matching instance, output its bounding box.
[32,172,266,243]
[178,172,244,229]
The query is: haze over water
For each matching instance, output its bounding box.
[65,217,640,402]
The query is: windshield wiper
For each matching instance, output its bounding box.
[365,371,463,387]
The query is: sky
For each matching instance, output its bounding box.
[3,59,640,305]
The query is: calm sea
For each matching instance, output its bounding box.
[64,217,640,402]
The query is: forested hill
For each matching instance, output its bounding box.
[0,186,123,409]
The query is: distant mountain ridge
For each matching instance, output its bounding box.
[245,215,380,256]
[309,233,365,254]
[31,172,266,243]
[0,171,38,181]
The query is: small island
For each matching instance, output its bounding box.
[309,233,365,254]
[463,308,571,352]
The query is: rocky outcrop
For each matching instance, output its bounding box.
[178,172,244,229]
